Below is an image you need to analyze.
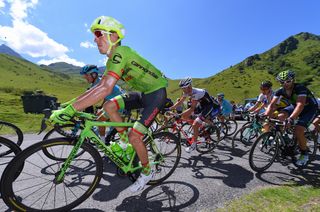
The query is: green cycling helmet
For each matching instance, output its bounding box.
[276,70,295,82]
[90,16,125,40]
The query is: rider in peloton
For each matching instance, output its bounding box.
[265,70,318,167]
[170,77,220,153]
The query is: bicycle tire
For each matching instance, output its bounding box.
[0,136,23,181]
[225,119,238,136]
[0,121,23,156]
[249,132,279,172]
[42,124,85,161]
[146,131,181,185]
[1,137,103,211]
[231,127,243,149]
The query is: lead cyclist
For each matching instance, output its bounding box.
[50,16,168,192]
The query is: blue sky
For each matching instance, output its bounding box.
[0,0,319,79]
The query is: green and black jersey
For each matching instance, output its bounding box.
[105,46,168,94]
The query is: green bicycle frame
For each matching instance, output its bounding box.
[54,112,162,183]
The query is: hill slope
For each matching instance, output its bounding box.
[0,53,85,132]
[167,32,320,102]
[0,44,23,59]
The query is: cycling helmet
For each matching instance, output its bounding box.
[260,80,272,88]
[80,65,99,75]
[217,93,225,98]
[179,77,192,88]
[276,70,295,82]
[90,16,125,40]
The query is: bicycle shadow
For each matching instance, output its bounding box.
[115,181,199,212]
[255,158,320,187]
[178,153,254,188]
[91,157,132,202]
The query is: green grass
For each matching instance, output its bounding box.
[215,185,320,212]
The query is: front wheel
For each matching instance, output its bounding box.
[0,121,23,156]
[1,137,103,212]
[249,132,279,172]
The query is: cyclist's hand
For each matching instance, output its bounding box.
[60,98,77,108]
[49,104,77,125]
[285,117,294,128]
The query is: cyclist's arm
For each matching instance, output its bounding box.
[170,96,186,110]
[290,96,306,120]
[180,99,196,119]
[265,96,279,117]
[73,75,118,111]
[248,101,261,112]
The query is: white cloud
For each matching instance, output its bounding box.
[0,0,5,9]
[80,41,95,48]
[38,55,85,67]
[98,56,108,66]
[0,0,84,66]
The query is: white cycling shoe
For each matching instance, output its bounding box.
[129,170,155,192]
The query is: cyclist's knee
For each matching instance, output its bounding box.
[129,122,147,144]
[104,100,118,114]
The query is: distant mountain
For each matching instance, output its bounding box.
[40,62,82,75]
[0,44,23,59]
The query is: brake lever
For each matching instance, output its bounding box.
[38,108,52,135]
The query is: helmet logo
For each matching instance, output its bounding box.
[112,53,122,64]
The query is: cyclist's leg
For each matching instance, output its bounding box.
[129,88,166,191]
[295,106,318,166]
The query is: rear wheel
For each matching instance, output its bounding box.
[225,119,238,136]
[1,138,103,212]
[146,132,181,185]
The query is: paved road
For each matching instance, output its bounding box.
[1,121,319,212]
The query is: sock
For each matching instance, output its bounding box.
[142,162,151,175]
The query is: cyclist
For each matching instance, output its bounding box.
[80,64,125,141]
[217,93,233,123]
[170,77,220,153]
[248,81,274,114]
[50,16,168,192]
[265,70,318,167]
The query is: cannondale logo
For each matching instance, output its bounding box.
[112,53,122,64]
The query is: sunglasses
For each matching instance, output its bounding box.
[280,79,293,85]
[93,30,111,38]
[260,87,270,91]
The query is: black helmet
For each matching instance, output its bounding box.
[260,80,272,88]
[179,77,192,88]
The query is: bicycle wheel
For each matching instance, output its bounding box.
[225,119,238,136]
[42,124,85,161]
[146,132,181,185]
[305,131,317,160]
[0,121,23,156]
[249,132,279,172]
[1,137,103,211]
[207,122,228,142]
[0,136,22,181]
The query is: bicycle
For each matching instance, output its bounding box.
[249,118,317,172]
[0,120,23,157]
[231,113,264,149]
[1,110,181,211]
[162,111,228,154]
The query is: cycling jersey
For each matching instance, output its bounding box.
[220,99,233,116]
[257,91,274,105]
[105,46,168,94]
[274,83,317,107]
[182,88,219,109]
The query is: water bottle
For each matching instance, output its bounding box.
[110,141,124,159]
[124,144,134,163]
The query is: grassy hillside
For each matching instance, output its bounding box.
[167,32,320,103]
[0,54,85,132]
[1,32,320,132]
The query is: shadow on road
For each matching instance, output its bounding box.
[115,181,199,212]
[178,152,254,188]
